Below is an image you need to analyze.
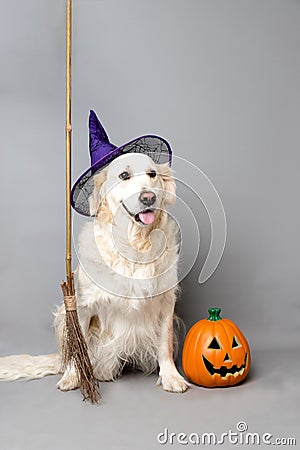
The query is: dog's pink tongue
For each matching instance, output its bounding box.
[139,211,155,225]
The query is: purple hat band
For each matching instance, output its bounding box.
[71,110,172,217]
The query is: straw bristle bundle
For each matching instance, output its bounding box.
[61,273,100,404]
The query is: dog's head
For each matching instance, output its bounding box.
[89,153,176,226]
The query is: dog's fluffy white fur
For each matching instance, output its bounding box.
[0,153,188,394]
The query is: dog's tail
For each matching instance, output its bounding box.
[0,353,61,381]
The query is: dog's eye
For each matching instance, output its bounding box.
[119,171,131,180]
[147,169,156,178]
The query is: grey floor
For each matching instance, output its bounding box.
[0,349,299,450]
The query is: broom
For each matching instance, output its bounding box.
[60,0,100,404]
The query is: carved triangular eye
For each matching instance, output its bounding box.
[232,336,240,348]
[208,337,221,349]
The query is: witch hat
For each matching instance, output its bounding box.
[71,110,172,216]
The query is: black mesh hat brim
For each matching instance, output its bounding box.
[71,135,172,217]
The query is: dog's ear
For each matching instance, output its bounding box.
[159,164,176,205]
[89,169,108,216]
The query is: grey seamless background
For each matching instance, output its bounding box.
[0,1,299,449]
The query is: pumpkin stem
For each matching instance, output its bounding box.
[208,308,222,321]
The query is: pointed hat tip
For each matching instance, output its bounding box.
[89,109,114,152]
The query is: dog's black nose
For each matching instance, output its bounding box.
[139,191,156,207]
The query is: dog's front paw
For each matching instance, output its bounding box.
[57,367,80,391]
[157,373,189,393]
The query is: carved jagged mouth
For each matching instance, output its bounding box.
[202,353,248,379]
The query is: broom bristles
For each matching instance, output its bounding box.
[61,273,101,404]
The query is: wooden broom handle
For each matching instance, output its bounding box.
[65,0,72,285]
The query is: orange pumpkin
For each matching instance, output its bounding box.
[182,308,251,387]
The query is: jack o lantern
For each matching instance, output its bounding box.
[182,308,251,387]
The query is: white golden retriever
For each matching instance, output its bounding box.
[0,153,189,394]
